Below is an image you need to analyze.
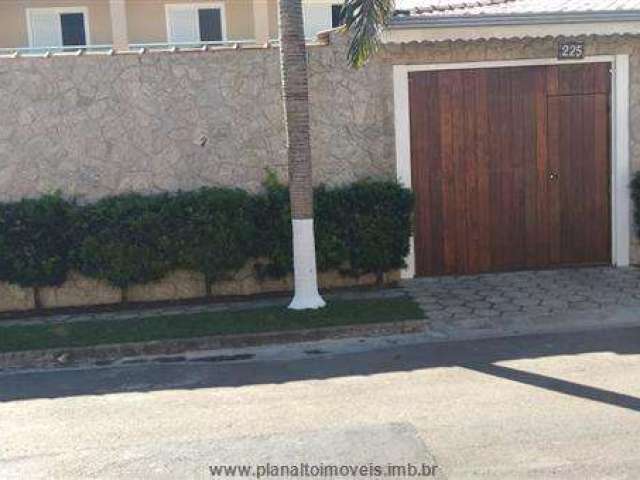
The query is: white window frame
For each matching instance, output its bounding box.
[165,3,227,44]
[302,0,333,39]
[26,6,91,48]
[393,55,631,279]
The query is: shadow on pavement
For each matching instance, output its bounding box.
[463,363,640,412]
[1,325,639,409]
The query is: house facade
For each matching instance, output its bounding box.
[1,0,640,312]
[385,0,640,279]
[0,0,345,51]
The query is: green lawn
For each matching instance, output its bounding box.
[0,298,423,353]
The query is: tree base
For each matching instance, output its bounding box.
[288,218,326,310]
[288,293,326,310]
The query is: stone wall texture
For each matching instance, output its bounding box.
[0,39,394,201]
[0,32,639,313]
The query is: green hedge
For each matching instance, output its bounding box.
[72,189,255,291]
[0,181,413,295]
[252,181,414,282]
[0,195,74,289]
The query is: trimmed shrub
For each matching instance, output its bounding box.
[71,193,176,290]
[0,194,73,289]
[71,189,255,294]
[323,181,414,282]
[250,182,354,279]
[251,180,414,283]
[171,188,255,293]
[251,182,294,279]
[0,181,414,296]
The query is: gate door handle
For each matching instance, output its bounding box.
[548,172,559,181]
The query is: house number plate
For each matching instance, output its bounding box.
[558,41,585,59]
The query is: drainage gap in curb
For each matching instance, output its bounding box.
[94,360,115,366]
[155,356,187,363]
[304,349,328,355]
[121,358,149,365]
[189,353,255,363]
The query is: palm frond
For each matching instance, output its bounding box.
[342,0,395,68]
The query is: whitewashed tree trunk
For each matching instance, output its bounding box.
[289,219,325,309]
[278,0,326,310]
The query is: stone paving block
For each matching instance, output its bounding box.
[495,303,523,313]
[414,295,443,304]
[539,299,570,309]
[449,312,474,321]
[417,302,446,311]
[465,300,493,309]
[475,288,501,297]
[449,287,479,296]
[484,295,513,304]
[518,305,554,316]
[438,298,468,307]
[567,301,601,311]
[472,308,502,318]
[445,306,474,315]
[513,297,542,307]
[565,294,590,302]
[424,310,454,321]
[402,266,640,333]
[411,288,440,295]
[459,294,487,302]
[503,290,532,299]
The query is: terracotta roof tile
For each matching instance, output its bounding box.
[396,0,640,17]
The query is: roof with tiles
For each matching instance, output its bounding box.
[394,0,640,18]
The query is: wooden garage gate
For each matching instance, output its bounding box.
[409,63,611,277]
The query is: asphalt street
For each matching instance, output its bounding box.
[1,326,639,479]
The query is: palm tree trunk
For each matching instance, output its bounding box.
[278,0,325,310]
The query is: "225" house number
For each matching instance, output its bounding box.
[558,41,585,59]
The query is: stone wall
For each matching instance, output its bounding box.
[0,40,395,202]
[1,32,639,314]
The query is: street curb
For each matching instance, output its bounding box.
[0,319,427,371]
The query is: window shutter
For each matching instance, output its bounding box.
[29,10,62,48]
[303,3,332,39]
[167,6,198,44]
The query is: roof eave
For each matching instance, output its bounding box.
[389,10,640,29]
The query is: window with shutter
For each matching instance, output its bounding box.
[28,8,89,49]
[166,4,226,45]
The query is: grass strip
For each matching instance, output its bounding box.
[0,298,423,353]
